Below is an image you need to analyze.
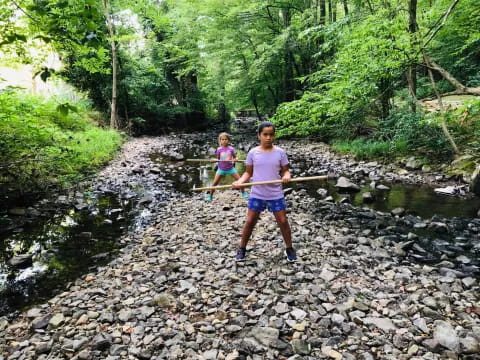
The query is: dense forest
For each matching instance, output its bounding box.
[1,0,479,194]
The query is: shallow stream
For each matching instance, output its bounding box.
[1,138,479,316]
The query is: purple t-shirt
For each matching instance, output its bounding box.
[216,146,236,171]
[246,146,289,200]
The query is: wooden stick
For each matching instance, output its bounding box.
[192,175,330,191]
[186,159,246,162]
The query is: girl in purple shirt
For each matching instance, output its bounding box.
[205,132,248,201]
[232,121,297,262]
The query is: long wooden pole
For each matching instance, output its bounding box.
[192,175,330,191]
[186,159,246,162]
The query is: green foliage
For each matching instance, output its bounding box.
[424,0,480,85]
[273,3,410,139]
[376,106,452,159]
[0,90,122,194]
[4,0,479,163]
[446,98,480,154]
[272,92,333,139]
[332,138,397,160]
[0,0,29,57]
[25,0,111,74]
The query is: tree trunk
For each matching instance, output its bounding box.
[332,0,337,22]
[423,53,460,155]
[218,65,227,125]
[103,0,118,129]
[282,8,295,102]
[379,78,392,120]
[342,0,348,15]
[319,0,326,25]
[268,85,279,108]
[407,0,418,112]
[218,102,227,124]
[424,55,480,96]
[251,90,261,120]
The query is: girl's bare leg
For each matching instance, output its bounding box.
[208,173,222,197]
[239,209,260,248]
[273,210,292,248]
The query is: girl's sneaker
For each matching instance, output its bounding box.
[205,194,213,202]
[241,192,249,199]
[285,247,297,262]
[235,247,247,261]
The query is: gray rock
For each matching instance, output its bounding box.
[316,188,328,198]
[35,342,51,355]
[363,317,397,332]
[31,314,53,330]
[320,268,336,282]
[73,337,89,351]
[91,333,112,351]
[250,327,279,347]
[202,349,218,360]
[362,192,374,203]
[406,157,422,170]
[422,338,441,352]
[232,287,250,297]
[335,177,360,191]
[274,302,289,314]
[290,308,307,321]
[0,317,9,331]
[413,318,429,333]
[8,254,33,268]
[460,336,479,354]
[391,207,405,216]
[48,313,65,328]
[433,320,459,352]
[461,277,476,288]
[291,339,310,355]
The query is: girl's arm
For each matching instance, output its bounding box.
[232,165,253,188]
[280,164,291,183]
[212,149,220,162]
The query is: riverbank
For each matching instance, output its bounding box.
[0,134,479,359]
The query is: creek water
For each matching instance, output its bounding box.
[158,150,480,220]
[0,194,133,316]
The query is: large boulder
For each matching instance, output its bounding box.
[471,164,480,196]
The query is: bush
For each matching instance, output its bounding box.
[271,92,367,141]
[376,106,453,159]
[0,90,123,194]
[332,138,397,160]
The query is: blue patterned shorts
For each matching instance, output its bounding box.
[248,197,287,213]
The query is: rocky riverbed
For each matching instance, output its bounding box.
[1,134,479,359]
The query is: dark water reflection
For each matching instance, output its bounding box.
[0,194,132,316]
[297,181,480,219]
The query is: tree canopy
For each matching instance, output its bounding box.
[1,0,479,156]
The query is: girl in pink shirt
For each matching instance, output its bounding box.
[205,132,248,201]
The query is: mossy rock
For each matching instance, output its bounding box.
[446,155,478,178]
[152,293,176,309]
